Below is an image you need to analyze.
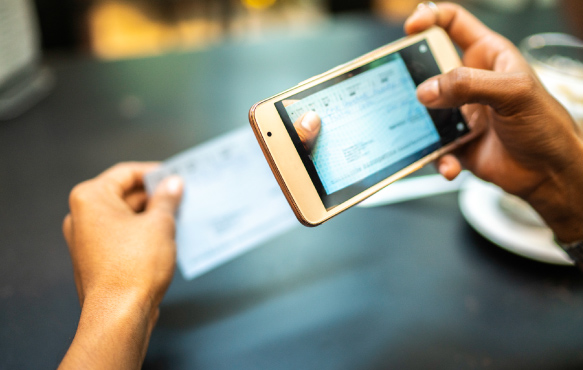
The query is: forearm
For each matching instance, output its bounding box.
[59,290,158,370]
[527,140,583,243]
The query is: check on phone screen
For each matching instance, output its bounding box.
[274,40,465,209]
[250,28,469,225]
[283,53,439,195]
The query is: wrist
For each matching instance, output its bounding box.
[81,286,160,340]
[526,142,583,243]
[82,278,163,317]
[60,288,160,369]
[83,286,158,320]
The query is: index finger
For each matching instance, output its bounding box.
[404,2,493,52]
[97,161,160,197]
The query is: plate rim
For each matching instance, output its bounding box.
[458,175,573,266]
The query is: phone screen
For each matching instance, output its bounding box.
[275,40,468,209]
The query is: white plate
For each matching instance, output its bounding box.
[458,175,573,265]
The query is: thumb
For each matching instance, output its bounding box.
[146,175,184,221]
[294,111,321,152]
[417,67,538,117]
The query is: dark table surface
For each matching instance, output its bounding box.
[2,5,583,370]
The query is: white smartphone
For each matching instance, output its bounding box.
[249,27,475,226]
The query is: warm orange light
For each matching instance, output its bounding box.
[242,0,277,10]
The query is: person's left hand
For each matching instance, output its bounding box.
[63,162,183,311]
[60,162,183,369]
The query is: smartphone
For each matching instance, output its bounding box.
[249,27,474,226]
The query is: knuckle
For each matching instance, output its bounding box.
[506,72,539,112]
[513,72,538,95]
[68,181,94,209]
[109,161,134,173]
[447,67,473,99]
[105,161,142,175]
[440,2,465,21]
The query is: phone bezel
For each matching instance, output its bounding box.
[249,27,474,226]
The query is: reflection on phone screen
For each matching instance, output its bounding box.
[275,40,468,209]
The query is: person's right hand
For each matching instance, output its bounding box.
[405,2,583,242]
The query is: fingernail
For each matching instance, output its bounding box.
[418,79,440,103]
[301,111,319,132]
[438,162,449,175]
[413,2,431,17]
[164,176,183,195]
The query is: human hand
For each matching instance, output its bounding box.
[63,162,183,310]
[405,2,583,242]
[283,100,321,152]
[60,162,183,369]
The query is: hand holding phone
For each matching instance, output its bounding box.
[249,27,476,226]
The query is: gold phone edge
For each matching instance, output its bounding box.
[248,103,312,226]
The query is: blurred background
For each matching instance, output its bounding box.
[2,0,580,120]
[2,2,583,369]
[27,0,583,60]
